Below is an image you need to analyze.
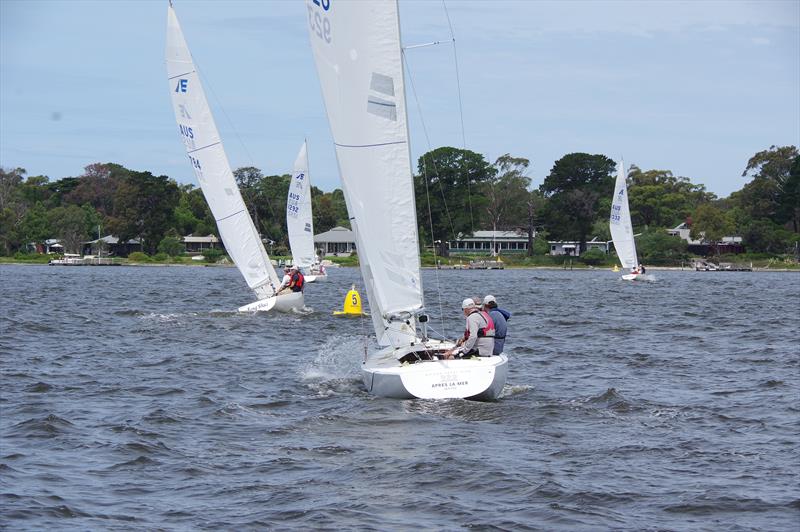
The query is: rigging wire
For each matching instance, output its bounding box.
[441,0,475,234]
[402,50,452,338]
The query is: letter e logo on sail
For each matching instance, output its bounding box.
[176,79,188,93]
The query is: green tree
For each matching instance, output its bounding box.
[487,154,532,232]
[48,204,89,254]
[20,202,51,246]
[540,153,615,251]
[111,170,180,254]
[627,166,714,228]
[0,167,27,254]
[734,145,799,229]
[158,234,184,256]
[415,147,495,246]
[690,203,733,254]
[636,228,689,265]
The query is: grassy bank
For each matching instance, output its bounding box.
[2,252,797,270]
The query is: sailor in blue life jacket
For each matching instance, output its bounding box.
[443,298,495,359]
[288,265,305,293]
[481,294,511,355]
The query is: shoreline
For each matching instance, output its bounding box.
[1,261,797,272]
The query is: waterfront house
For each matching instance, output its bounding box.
[182,234,224,253]
[314,226,356,256]
[549,238,609,256]
[667,223,743,255]
[448,230,532,254]
[82,235,142,257]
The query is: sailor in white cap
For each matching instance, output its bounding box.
[443,297,495,359]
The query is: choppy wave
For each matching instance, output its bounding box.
[1,265,798,530]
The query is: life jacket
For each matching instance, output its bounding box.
[463,309,495,340]
[290,271,304,292]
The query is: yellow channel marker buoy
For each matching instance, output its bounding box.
[612,264,620,272]
[333,284,367,317]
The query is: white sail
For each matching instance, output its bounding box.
[609,161,639,270]
[286,141,316,270]
[166,4,279,299]
[307,0,423,346]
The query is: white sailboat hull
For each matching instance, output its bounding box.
[362,341,508,401]
[621,273,644,281]
[303,273,327,283]
[238,291,304,313]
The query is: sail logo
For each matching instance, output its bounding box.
[367,72,397,121]
[295,172,305,182]
[304,222,312,233]
[617,188,625,198]
[178,104,192,120]
[175,79,188,93]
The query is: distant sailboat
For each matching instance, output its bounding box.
[609,161,643,281]
[165,3,303,312]
[286,141,326,282]
[307,0,507,400]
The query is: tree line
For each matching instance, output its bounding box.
[0,145,797,259]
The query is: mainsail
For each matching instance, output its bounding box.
[609,161,639,270]
[166,4,279,299]
[307,0,423,346]
[286,141,316,270]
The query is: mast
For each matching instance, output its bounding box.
[395,0,425,313]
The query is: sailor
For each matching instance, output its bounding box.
[481,295,511,355]
[288,265,305,292]
[444,298,495,359]
[640,264,646,275]
[277,266,292,295]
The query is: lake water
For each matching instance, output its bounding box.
[1,264,798,530]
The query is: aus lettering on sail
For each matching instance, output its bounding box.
[307,0,332,44]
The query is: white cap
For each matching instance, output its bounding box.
[482,295,496,306]
[461,298,476,309]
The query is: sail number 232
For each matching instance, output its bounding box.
[308,0,331,44]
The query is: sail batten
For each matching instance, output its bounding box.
[307,0,423,346]
[166,5,280,296]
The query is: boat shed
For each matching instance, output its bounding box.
[549,238,609,256]
[314,226,356,256]
[81,235,142,257]
[182,234,224,253]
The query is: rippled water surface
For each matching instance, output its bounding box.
[1,264,798,530]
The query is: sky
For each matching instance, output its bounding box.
[1,0,798,198]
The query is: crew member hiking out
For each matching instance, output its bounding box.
[288,266,304,293]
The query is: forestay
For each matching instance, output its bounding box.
[609,161,639,270]
[286,141,316,270]
[307,0,423,347]
[166,5,279,299]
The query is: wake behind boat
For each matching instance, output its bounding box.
[166,3,303,312]
[307,0,507,400]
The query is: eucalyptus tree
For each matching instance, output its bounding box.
[540,153,615,252]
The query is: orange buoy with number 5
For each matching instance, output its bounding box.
[333,284,367,317]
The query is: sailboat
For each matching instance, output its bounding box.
[286,141,327,282]
[307,0,508,400]
[165,2,303,312]
[609,161,643,281]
